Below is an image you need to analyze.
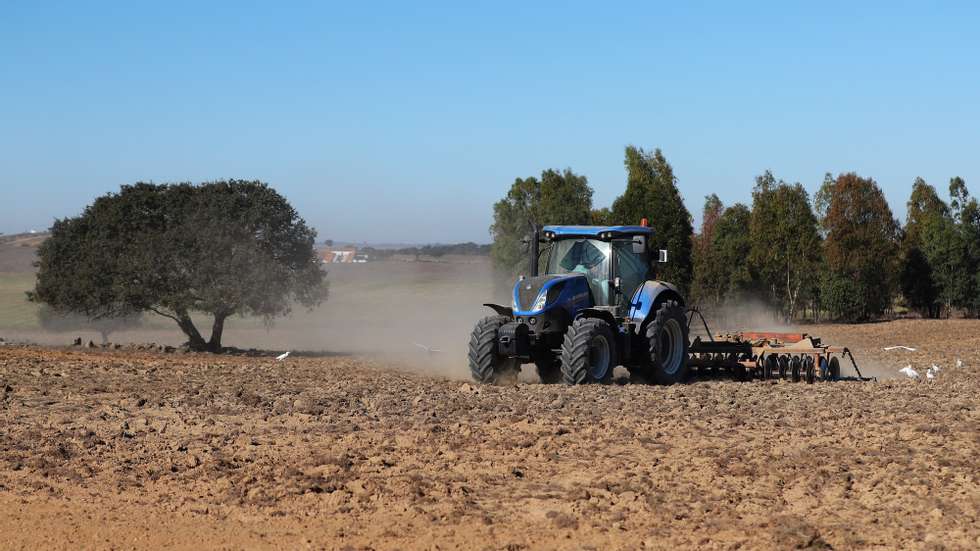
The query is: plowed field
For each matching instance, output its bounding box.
[0,319,978,550]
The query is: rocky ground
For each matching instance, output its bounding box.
[0,319,978,550]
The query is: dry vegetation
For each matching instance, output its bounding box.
[0,318,978,550]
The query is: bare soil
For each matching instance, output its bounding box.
[0,319,978,550]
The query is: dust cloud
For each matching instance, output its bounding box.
[11,260,934,382]
[297,260,508,379]
[6,259,509,380]
[689,298,798,337]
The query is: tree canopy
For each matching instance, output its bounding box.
[31,180,327,351]
[489,168,593,272]
[819,173,899,320]
[610,146,693,291]
[748,171,822,319]
[692,199,752,306]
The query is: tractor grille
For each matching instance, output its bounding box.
[517,276,558,310]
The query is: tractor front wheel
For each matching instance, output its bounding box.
[560,318,617,384]
[468,316,521,384]
[646,300,690,384]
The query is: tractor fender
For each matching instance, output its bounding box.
[628,281,685,334]
[575,308,617,328]
[482,303,514,317]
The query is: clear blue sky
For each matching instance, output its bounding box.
[2,1,978,244]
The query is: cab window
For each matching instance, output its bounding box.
[613,241,649,301]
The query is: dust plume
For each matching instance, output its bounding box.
[691,298,798,337]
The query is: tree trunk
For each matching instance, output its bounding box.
[207,313,227,352]
[176,311,207,351]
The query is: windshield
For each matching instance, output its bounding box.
[546,239,612,305]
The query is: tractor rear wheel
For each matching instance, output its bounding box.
[645,300,690,384]
[560,318,617,384]
[468,316,521,384]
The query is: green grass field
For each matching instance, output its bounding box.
[0,272,39,330]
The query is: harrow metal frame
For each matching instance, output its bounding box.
[685,309,875,382]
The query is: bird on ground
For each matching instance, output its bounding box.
[414,343,442,354]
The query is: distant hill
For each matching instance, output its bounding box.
[0,232,47,272]
[0,232,48,247]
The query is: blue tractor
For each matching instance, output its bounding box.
[469,224,690,385]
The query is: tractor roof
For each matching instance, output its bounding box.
[542,225,653,239]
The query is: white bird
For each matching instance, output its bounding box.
[899,365,919,379]
[884,346,917,352]
[926,364,941,380]
[275,351,290,361]
[414,343,442,354]
[956,359,963,368]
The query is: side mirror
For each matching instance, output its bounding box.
[613,276,622,294]
[658,249,668,263]
[632,235,646,254]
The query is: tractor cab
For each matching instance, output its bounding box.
[539,225,657,309]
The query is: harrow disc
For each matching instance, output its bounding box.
[777,355,789,379]
[828,357,841,381]
[790,356,801,382]
[804,356,816,384]
[764,355,778,380]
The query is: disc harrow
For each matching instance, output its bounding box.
[686,310,873,382]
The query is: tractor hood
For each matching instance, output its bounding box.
[512,273,592,315]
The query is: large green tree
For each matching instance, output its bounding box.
[748,171,821,319]
[818,173,899,321]
[31,180,327,351]
[489,168,593,272]
[956,180,980,316]
[899,178,946,317]
[713,204,754,301]
[898,176,980,318]
[693,201,752,305]
[610,146,693,291]
[691,194,724,305]
[920,214,968,316]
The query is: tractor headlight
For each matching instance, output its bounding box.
[531,291,548,312]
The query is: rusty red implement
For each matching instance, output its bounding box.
[686,310,872,382]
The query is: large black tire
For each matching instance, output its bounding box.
[468,316,521,384]
[645,300,690,384]
[560,318,617,385]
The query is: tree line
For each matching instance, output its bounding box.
[361,242,491,259]
[490,146,980,322]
